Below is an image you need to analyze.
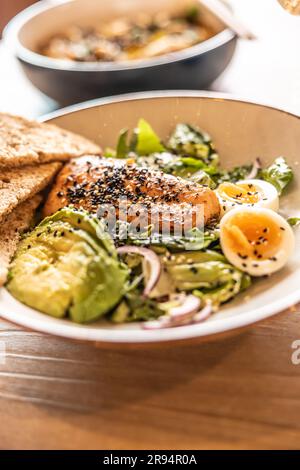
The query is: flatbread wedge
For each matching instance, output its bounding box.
[0,161,62,223]
[0,113,101,167]
[0,194,42,286]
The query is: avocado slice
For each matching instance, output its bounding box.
[7,208,129,323]
[148,249,250,306]
[40,206,116,257]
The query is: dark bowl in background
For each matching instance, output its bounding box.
[4,0,237,106]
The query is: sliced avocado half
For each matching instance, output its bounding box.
[40,206,116,257]
[7,207,129,323]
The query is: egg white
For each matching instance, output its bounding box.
[220,207,295,277]
[216,179,279,216]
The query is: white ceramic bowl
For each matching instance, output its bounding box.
[1,91,300,345]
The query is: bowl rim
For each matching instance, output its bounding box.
[0,91,299,345]
[41,89,300,123]
[3,0,236,73]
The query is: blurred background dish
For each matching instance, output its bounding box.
[4,0,237,105]
[39,4,216,63]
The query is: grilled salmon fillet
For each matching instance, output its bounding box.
[43,156,220,230]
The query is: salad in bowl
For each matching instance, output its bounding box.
[5,118,297,330]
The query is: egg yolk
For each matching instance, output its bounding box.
[223,212,283,261]
[218,183,261,205]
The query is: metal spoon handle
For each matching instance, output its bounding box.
[198,0,256,40]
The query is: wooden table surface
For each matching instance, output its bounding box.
[1,0,300,450]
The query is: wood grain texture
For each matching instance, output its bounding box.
[0,309,300,450]
[0,0,300,450]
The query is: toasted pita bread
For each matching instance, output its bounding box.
[0,161,61,223]
[0,113,101,168]
[0,195,42,286]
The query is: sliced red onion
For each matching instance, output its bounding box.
[143,296,212,330]
[117,245,161,297]
[247,157,262,179]
[192,300,212,324]
[168,294,201,322]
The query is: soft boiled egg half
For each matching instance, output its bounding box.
[216,179,279,216]
[220,207,295,276]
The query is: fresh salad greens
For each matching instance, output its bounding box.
[7,119,296,327]
[105,119,165,159]
[114,222,220,252]
[167,123,219,166]
[260,157,293,195]
[112,292,164,323]
[106,120,293,195]
[111,248,250,324]
[136,119,166,155]
[103,119,294,325]
[157,250,251,306]
[288,217,300,227]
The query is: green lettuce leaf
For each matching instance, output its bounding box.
[103,147,116,158]
[287,217,300,227]
[167,123,219,166]
[135,119,165,155]
[116,129,130,158]
[115,221,220,252]
[189,170,217,189]
[111,295,164,323]
[210,165,252,185]
[260,157,293,195]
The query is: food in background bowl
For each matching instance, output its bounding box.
[4,0,237,104]
[40,7,215,63]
